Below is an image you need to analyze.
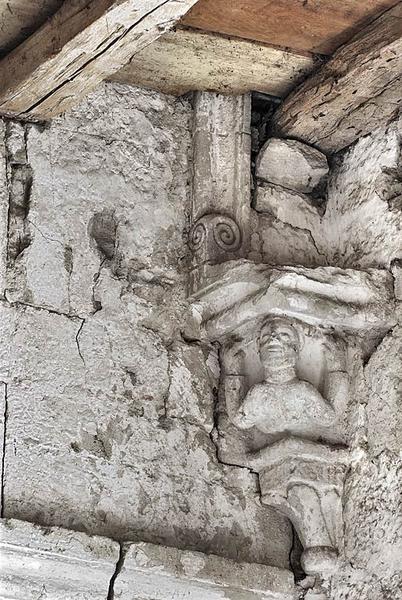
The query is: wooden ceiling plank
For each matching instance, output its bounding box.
[181,0,402,55]
[111,28,317,97]
[272,3,402,154]
[0,0,199,120]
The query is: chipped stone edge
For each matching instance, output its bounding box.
[117,541,296,598]
[0,518,120,599]
[0,518,297,599]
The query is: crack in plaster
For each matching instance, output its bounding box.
[0,381,8,518]
[75,319,86,365]
[1,295,81,320]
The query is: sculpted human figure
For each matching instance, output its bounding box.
[232,318,336,439]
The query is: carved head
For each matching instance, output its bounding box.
[259,317,300,371]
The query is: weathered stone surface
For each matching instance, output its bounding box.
[254,183,322,231]
[392,260,402,301]
[188,260,396,342]
[0,517,296,600]
[256,214,325,268]
[365,326,402,456]
[166,342,216,432]
[0,120,8,294]
[115,541,295,599]
[189,93,251,293]
[4,83,192,316]
[253,182,325,267]
[0,381,5,515]
[0,517,119,600]
[0,83,292,568]
[256,138,328,194]
[324,120,402,269]
[332,452,402,600]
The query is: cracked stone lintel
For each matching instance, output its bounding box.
[0,517,296,599]
[0,517,120,600]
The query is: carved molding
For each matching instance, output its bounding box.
[257,438,347,577]
[188,213,244,295]
[189,213,242,256]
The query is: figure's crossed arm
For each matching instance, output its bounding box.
[231,386,261,430]
[322,336,350,422]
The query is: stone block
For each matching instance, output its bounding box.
[1,302,291,568]
[324,120,402,269]
[365,326,402,455]
[256,138,328,193]
[391,260,402,301]
[0,518,119,600]
[254,182,321,232]
[115,541,295,599]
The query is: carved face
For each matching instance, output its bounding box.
[259,318,299,370]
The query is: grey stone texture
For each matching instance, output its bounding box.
[0,517,296,600]
[115,540,295,599]
[0,82,291,569]
[255,138,328,194]
[0,84,401,600]
[253,121,402,270]
[0,518,119,600]
[324,118,402,269]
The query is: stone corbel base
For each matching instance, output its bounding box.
[250,438,348,578]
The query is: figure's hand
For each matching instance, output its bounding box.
[222,341,245,375]
[322,335,347,371]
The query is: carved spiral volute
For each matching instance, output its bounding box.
[189,213,242,259]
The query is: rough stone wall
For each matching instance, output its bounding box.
[325,118,402,269]
[327,125,402,600]
[0,82,292,568]
[252,119,402,271]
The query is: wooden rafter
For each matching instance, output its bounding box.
[0,0,199,120]
[272,3,402,154]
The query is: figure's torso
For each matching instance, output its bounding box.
[236,379,336,437]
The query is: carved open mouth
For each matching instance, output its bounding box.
[266,343,283,352]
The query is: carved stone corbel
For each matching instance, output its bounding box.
[255,438,348,577]
[186,259,396,592]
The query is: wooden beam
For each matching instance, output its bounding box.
[0,0,199,120]
[0,1,63,56]
[111,28,317,97]
[181,0,401,55]
[272,3,402,154]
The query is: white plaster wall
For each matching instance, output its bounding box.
[0,82,291,568]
